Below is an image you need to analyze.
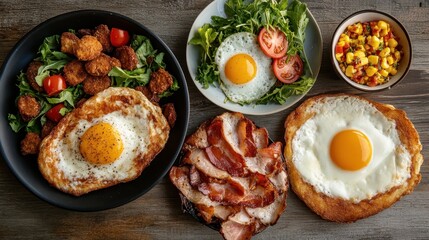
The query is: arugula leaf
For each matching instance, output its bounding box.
[256,76,315,104]
[8,113,25,133]
[109,66,150,87]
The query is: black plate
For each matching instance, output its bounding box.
[0,10,189,211]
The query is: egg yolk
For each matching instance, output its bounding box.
[329,129,372,171]
[79,122,124,164]
[225,53,257,84]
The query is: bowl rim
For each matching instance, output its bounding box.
[0,9,190,211]
[330,9,413,92]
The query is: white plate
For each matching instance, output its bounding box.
[186,0,323,115]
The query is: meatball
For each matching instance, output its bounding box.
[114,46,138,70]
[83,76,111,95]
[25,61,44,92]
[135,85,160,103]
[162,103,176,128]
[41,120,56,139]
[17,95,41,122]
[93,24,113,53]
[60,32,79,55]
[63,60,88,86]
[85,53,113,77]
[149,68,173,94]
[74,35,102,61]
[20,132,41,155]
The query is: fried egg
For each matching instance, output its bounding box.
[215,32,277,103]
[38,87,170,196]
[291,95,411,202]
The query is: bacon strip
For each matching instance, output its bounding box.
[220,217,255,240]
[205,119,247,177]
[237,118,257,157]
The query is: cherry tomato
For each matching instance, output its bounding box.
[272,54,304,83]
[46,103,66,122]
[110,28,130,47]
[258,27,288,59]
[43,75,67,96]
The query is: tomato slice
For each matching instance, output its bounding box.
[43,75,67,96]
[272,54,304,83]
[335,44,344,54]
[258,27,288,58]
[46,103,66,122]
[110,28,130,47]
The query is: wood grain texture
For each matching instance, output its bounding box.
[0,0,428,239]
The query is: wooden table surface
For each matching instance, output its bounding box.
[1,0,428,239]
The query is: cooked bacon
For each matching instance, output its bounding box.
[237,118,257,157]
[257,142,283,174]
[220,215,255,240]
[183,148,230,179]
[245,192,287,226]
[206,119,247,177]
[253,127,269,149]
[189,165,202,188]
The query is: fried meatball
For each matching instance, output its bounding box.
[17,95,41,122]
[162,103,176,128]
[135,85,160,103]
[77,28,93,37]
[61,32,79,55]
[149,68,173,94]
[63,60,88,86]
[114,46,138,70]
[85,53,113,77]
[26,61,44,92]
[74,35,102,61]
[41,120,56,139]
[20,132,41,155]
[83,76,111,95]
[93,24,113,53]
[110,57,122,68]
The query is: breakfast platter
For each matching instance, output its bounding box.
[0,0,428,239]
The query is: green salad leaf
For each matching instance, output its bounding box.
[189,0,314,105]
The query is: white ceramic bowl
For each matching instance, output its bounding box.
[331,10,412,91]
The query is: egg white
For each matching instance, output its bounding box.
[292,96,411,202]
[215,32,277,103]
[56,107,149,183]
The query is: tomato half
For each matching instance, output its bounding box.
[272,54,304,83]
[43,75,67,96]
[110,28,130,47]
[258,27,288,59]
[46,103,65,122]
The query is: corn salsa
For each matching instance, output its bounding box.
[335,20,402,86]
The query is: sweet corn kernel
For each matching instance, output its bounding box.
[335,53,343,62]
[387,56,395,65]
[337,41,345,47]
[356,45,365,51]
[340,34,350,42]
[368,36,380,48]
[388,38,398,48]
[386,66,394,74]
[379,69,389,77]
[366,66,378,77]
[358,57,369,66]
[390,47,395,53]
[358,35,366,44]
[346,52,354,64]
[354,50,366,59]
[381,58,390,69]
[395,51,401,60]
[355,23,363,34]
[368,55,379,65]
[380,29,388,37]
[378,21,388,30]
[390,67,398,75]
[346,65,355,77]
[379,47,391,58]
